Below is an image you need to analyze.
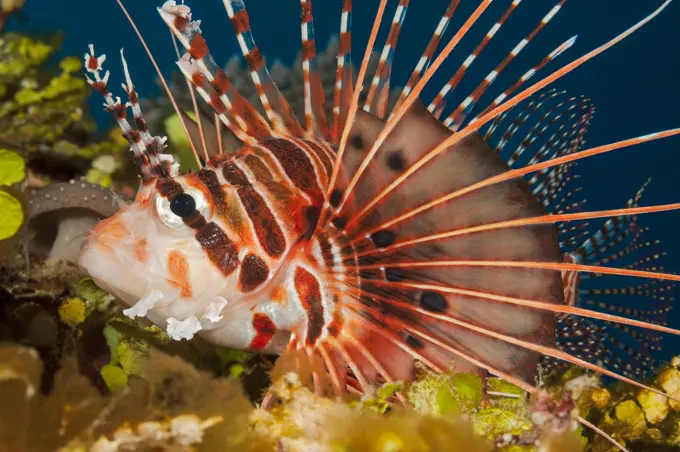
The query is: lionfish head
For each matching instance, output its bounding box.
[79,45,233,334]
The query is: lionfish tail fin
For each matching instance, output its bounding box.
[551,181,676,378]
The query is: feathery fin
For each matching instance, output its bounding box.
[223,0,306,136]
[300,0,331,139]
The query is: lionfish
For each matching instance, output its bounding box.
[79,0,680,448]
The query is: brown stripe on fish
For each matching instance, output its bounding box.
[316,231,335,266]
[301,139,334,177]
[239,253,270,292]
[244,154,296,202]
[189,33,209,60]
[195,222,240,276]
[258,138,324,205]
[230,8,250,34]
[222,160,286,258]
[198,168,228,214]
[244,47,266,72]
[242,154,299,225]
[326,300,344,338]
[244,151,300,203]
[310,139,337,171]
[294,267,325,345]
[292,138,330,188]
[156,177,184,199]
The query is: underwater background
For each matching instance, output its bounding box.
[1,2,680,450]
[13,0,679,347]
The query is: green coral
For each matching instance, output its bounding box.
[0,34,89,150]
[76,277,115,311]
[405,367,537,447]
[0,148,23,240]
[100,325,148,392]
[252,372,493,452]
[165,111,202,172]
[0,189,21,239]
[58,297,88,327]
[0,31,128,194]
[542,359,680,451]
[0,148,23,185]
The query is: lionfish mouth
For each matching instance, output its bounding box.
[83,0,680,450]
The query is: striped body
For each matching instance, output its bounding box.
[82,136,351,353]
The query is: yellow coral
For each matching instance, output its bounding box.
[589,388,611,411]
[659,366,680,411]
[254,373,493,452]
[58,297,88,327]
[614,400,647,440]
[0,148,24,186]
[637,389,669,424]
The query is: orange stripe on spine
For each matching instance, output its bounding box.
[231,9,250,34]
[189,33,209,59]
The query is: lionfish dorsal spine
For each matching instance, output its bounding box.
[299,0,331,139]
[391,0,461,116]
[222,0,305,136]
[158,2,272,145]
[330,0,353,142]
[84,45,175,182]
[362,0,409,119]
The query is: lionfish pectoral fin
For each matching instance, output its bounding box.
[320,100,567,390]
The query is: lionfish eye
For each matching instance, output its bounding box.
[170,193,196,218]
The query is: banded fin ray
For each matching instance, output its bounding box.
[428,0,523,120]
[159,2,272,145]
[300,0,331,139]
[222,0,306,136]
[362,0,410,119]
[331,0,354,142]
[443,0,570,130]
[392,0,461,115]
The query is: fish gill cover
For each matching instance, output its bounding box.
[0,1,679,451]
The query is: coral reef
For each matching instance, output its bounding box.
[0,345,262,452]
[0,148,24,240]
[4,335,679,452]
[0,23,128,267]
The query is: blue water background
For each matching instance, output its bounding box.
[12,1,680,356]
